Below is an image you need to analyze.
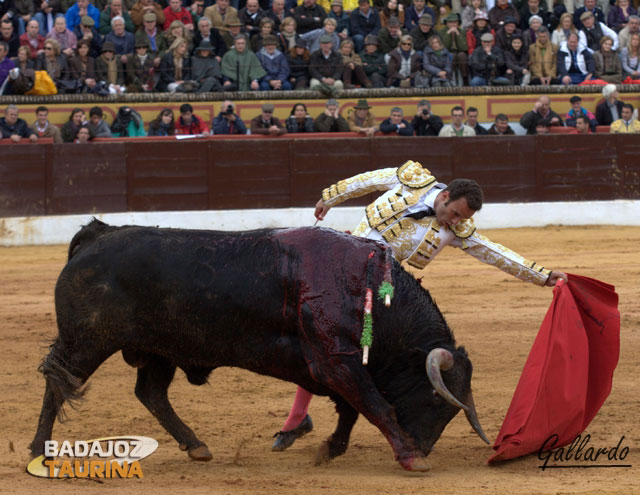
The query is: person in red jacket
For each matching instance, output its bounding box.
[174,103,210,135]
[163,0,194,32]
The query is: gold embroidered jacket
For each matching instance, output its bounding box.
[322,161,551,286]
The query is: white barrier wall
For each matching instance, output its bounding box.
[1,200,639,246]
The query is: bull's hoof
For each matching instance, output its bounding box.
[314,440,331,465]
[188,444,213,461]
[399,455,431,472]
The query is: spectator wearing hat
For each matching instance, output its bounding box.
[380,106,414,135]
[163,0,194,32]
[20,19,46,59]
[580,11,618,52]
[95,41,126,92]
[488,0,520,31]
[487,113,515,134]
[66,0,100,33]
[192,17,226,60]
[239,0,266,37]
[465,106,487,135]
[438,12,468,85]
[461,0,488,32]
[126,37,155,91]
[574,0,605,30]
[469,32,509,85]
[380,0,405,29]
[520,95,563,134]
[565,95,598,131]
[411,99,443,135]
[87,106,112,137]
[300,18,340,54]
[347,99,378,136]
[46,17,77,58]
[135,13,168,66]
[190,39,223,91]
[495,15,521,52]
[130,0,165,32]
[286,102,315,133]
[104,16,136,66]
[293,0,327,36]
[529,26,559,85]
[309,33,344,94]
[204,0,238,32]
[438,105,475,136]
[519,0,547,31]
[68,38,98,88]
[522,14,543,47]
[466,11,495,55]
[378,15,406,55]
[328,0,350,42]
[404,0,436,32]
[73,15,102,59]
[212,100,247,134]
[557,32,594,84]
[250,103,287,135]
[314,98,349,132]
[174,103,209,135]
[220,16,244,50]
[286,37,310,89]
[360,34,386,87]
[350,0,381,53]
[593,34,623,83]
[408,13,435,53]
[422,34,453,87]
[256,34,291,90]
[99,0,135,35]
[505,33,529,84]
[339,38,372,88]
[221,33,266,90]
[386,33,420,87]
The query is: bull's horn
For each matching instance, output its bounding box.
[463,390,490,445]
[425,348,467,411]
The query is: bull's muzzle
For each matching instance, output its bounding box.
[426,348,490,445]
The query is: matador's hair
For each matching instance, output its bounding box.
[444,179,483,212]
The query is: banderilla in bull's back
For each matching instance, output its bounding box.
[30,219,489,473]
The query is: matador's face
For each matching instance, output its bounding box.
[434,191,476,229]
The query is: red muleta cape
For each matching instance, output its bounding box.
[489,273,620,463]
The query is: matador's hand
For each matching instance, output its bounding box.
[545,271,568,287]
[314,199,331,221]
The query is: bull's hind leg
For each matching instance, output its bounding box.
[315,396,358,465]
[134,354,212,461]
[31,340,114,457]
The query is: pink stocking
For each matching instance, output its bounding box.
[282,386,313,431]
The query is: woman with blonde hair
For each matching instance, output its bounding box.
[387,34,421,87]
[163,20,193,56]
[300,17,340,53]
[277,17,298,51]
[593,35,623,83]
[552,12,587,47]
[620,32,640,78]
[158,37,192,92]
[35,39,68,85]
[12,45,34,72]
[340,38,372,88]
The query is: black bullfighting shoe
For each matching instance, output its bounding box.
[271,415,314,451]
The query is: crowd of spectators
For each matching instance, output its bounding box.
[2,86,638,143]
[3,0,640,95]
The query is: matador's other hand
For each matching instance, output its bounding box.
[546,271,568,287]
[314,198,330,221]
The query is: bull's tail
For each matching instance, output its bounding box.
[67,218,112,261]
[38,342,88,422]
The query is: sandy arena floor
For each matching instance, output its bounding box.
[0,226,638,494]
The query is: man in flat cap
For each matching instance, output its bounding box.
[409,13,435,53]
[309,34,344,95]
[469,32,509,85]
[579,10,618,52]
[250,102,287,135]
[74,15,103,58]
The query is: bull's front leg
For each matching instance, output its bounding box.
[311,358,430,472]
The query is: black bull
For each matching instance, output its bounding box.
[31,220,488,472]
